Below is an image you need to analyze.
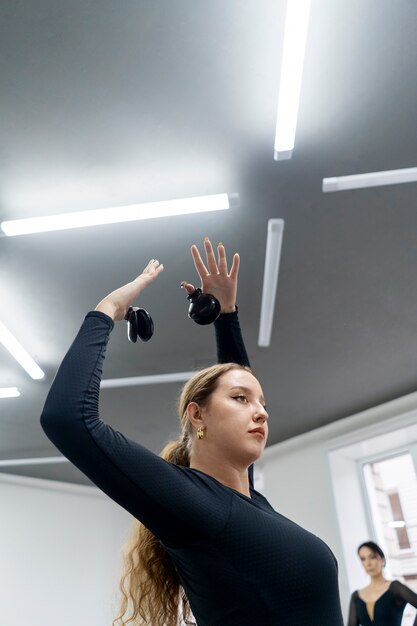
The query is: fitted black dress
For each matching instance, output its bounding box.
[41,310,344,626]
[347,580,417,626]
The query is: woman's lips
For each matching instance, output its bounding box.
[249,428,265,438]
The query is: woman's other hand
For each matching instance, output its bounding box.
[182,237,239,314]
[95,259,164,321]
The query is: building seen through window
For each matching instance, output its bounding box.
[363,453,417,626]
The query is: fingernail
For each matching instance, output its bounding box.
[180,281,186,288]
[204,236,209,241]
[218,242,223,246]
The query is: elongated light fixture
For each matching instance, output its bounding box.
[1,193,235,237]
[0,387,20,399]
[0,456,67,466]
[387,520,406,529]
[274,0,311,161]
[258,219,285,347]
[322,166,417,192]
[101,371,195,389]
[0,320,44,380]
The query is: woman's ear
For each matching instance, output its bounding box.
[186,402,205,429]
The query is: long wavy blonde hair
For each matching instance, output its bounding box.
[113,362,251,626]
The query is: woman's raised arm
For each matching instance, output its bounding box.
[183,237,250,367]
[95,258,164,320]
[391,581,417,626]
[40,259,230,546]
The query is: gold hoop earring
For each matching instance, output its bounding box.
[197,427,204,440]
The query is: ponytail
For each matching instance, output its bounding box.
[114,436,193,626]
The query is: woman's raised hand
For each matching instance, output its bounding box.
[182,237,239,313]
[95,259,164,321]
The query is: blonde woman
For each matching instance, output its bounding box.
[41,238,344,626]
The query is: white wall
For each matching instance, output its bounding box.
[0,473,131,626]
[256,390,417,621]
[3,392,417,625]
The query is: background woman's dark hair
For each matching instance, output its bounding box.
[357,541,386,565]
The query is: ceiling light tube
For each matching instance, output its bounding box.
[0,387,20,399]
[258,219,285,347]
[0,320,44,380]
[1,193,236,237]
[387,520,406,528]
[274,0,311,161]
[322,166,417,192]
[101,371,196,388]
[0,456,67,466]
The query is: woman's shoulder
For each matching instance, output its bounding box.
[349,589,361,608]
[390,579,410,593]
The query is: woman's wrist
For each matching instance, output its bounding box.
[94,300,120,321]
[220,304,236,314]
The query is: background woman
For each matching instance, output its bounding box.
[41,238,344,626]
[347,540,417,626]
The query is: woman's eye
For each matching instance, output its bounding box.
[234,395,247,402]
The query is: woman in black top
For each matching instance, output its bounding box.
[41,238,344,626]
[347,541,417,626]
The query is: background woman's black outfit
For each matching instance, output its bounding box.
[348,580,417,626]
[41,310,344,626]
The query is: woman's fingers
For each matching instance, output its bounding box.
[191,238,238,285]
[146,261,164,281]
[142,259,162,274]
[229,253,240,280]
[217,243,228,276]
[133,259,164,282]
[191,244,209,277]
[204,237,219,274]
[188,239,239,313]
[181,281,196,295]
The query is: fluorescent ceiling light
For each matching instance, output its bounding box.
[101,371,196,388]
[1,193,235,236]
[0,320,45,380]
[0,456,67,466]
[387,520,406,529]
[258,219,285,347]
[322,166,417,192]
[274,0,311,161]
[0,387,20,399]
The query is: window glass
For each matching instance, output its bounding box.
[363,453,417,625]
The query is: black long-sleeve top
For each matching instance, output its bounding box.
[347,580,417,626]
[41,310,344,626]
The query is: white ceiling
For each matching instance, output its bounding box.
[1,0,417,485]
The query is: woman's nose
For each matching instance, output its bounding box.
[254,407,268,422]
